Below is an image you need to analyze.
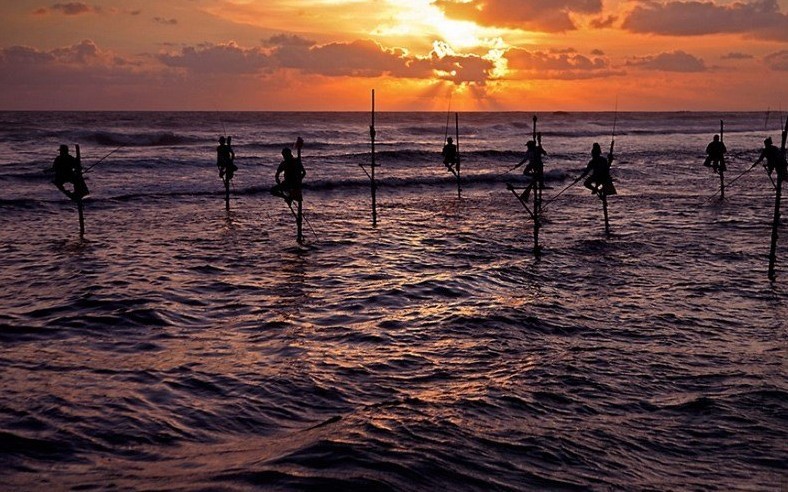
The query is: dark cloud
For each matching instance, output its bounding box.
[434,0,603,32]
[626,50,707,72]
[158,42,271,74]
[590,15,617,28]
[154,17,178,25]
[504,47,622,79]
[622,0,788,41]
[764,50,788,71]
[265,35,316,47]
[53,2,94,15]
[0,40,147,90]
[721,52,754,60]
[33,4,141,16]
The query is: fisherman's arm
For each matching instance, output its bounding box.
[275,163,284,184]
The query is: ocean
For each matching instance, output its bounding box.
[0,111,785,490]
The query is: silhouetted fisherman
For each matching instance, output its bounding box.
[216,136,236,180]
[271,147,306,205]
[442,137,458,172]
[512,140,547,201]
[52,144,89,200]
[755,137,788,180]
[704,134,727,173]
[580,142,614,195]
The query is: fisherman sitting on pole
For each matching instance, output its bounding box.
[704,134,727,174]
[225,136,237,180]
[271,147,306,205]
[511,140,547,201]
[216,136,236,180]
[755,137,788,180]
[580,143,615,195]
[52,144,89,201]
[442,137,458,173]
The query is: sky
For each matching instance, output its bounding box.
[0,0,786,111]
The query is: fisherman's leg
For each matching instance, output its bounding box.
[519,181,533,201]
[55,182,74,200]
[583,176,595,192]
[270,184,285,198]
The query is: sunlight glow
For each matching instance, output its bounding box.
[375,0,495,50]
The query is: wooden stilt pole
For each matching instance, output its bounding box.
[720,120,725,200]
[224,179,230,211]
[768,116,788,280]
[602,193,610,236]
[455,112,461,198]
[532,116,541,255]
[370,90,377,226]
[77,199,85,238]
[768,177,782,281]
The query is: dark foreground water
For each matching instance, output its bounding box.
[0,112,786,490]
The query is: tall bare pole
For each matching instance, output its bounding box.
[370,90,377,226]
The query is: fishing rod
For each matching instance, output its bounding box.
[83,145,124,173]
[542,175,582,210]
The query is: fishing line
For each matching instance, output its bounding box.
[83,145,124,174]
[443,91,452,144]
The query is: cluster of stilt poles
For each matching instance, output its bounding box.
[60,92,786,280]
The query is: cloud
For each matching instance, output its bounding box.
[622,0,788,41]
[504,47,622,79]
[159,37,498,85]
[434,0,603,32]
[721,52,754,60]
[626,50,707,72]
[158,42,271,74]
[764,50,788,71]
[154,17,178,25]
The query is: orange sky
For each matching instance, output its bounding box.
[0,0,786,110]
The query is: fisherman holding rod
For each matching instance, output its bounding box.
[52,143,90,237]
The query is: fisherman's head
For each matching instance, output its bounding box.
[764,137,773,146]
[59,144,68,155]
[282,147,293,158]
[447,137,453,144]
[219,136,226,144]
[526,140,535,149]
[713,135,720,142]
[592,142,602,157]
